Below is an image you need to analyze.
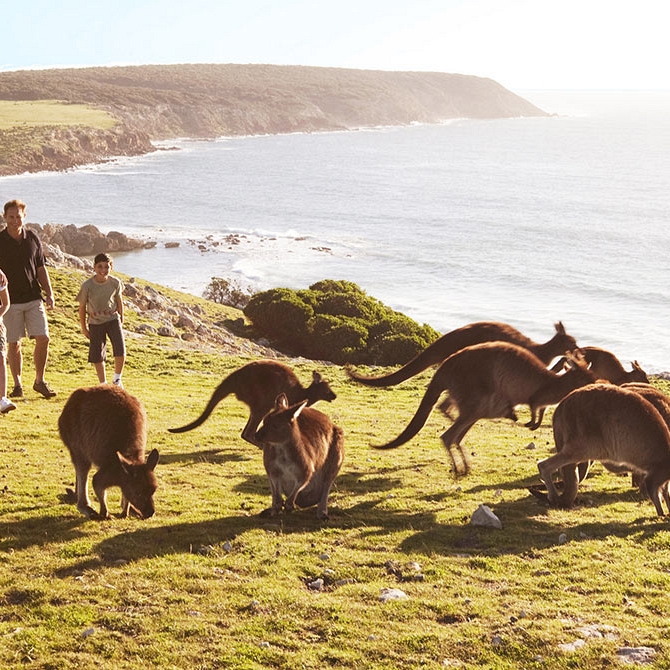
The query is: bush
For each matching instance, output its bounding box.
[243,280,439,364]
[203,277,253,309]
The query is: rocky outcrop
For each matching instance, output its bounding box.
[26,222,148,257]
[0,64,548,176]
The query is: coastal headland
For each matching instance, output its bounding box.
[0,64,547,175]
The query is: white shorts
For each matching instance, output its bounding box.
[2,299,49,343]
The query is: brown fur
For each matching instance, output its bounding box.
[538,384,670,516]
[348,321,577,387]
[168,360,336,446]
[599,383,670,485]
[254,393,344,519]
[58,386,159,520]
[374,342,597,475]
[551,346,648,385]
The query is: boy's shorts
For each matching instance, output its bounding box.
[88,318,126,364]
[3,300,49,342]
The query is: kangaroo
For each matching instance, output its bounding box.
[551,346,648,385]
[58,385,159,520]
[538,384,670,516]
[348,321,577,387]
[374,342,597,475]
[254,393,344,520]
[168,360,336,446]
[599,383,670,485]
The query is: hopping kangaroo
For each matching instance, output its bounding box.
[538,384,670,516]
[168,360,336,446]
[348,321,577,387]
[254,393,344,520]
[374,342,597,475]
[551,346,648,385]
[58,385,160,520]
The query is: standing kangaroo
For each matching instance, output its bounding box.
[551,346,648,385]
[168,360,336,446]
[348,321,577,387]
[538,384,670,516]
[374,342,597,475]
[254,393,344,520]
[58,385,159,520]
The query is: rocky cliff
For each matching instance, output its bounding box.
[0,64,547,175]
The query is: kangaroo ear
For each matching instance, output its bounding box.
[555,321,566,335]
[565,349,587,369]
[275,393,289,410]
[146,448,159,470]
[632,360,641,370]
[312,370,323,383]
[292,400,309,421]
[116,451,131,472]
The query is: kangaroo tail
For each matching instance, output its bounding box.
[168,375,235,433]
[373,374,447,449]
[347,337,458,388]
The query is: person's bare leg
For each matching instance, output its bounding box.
[94,361,106,383]
[7,340,22,389]
[33,335,49,384]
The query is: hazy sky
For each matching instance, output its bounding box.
[3,0,667,91]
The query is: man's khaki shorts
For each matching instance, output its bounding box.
[2,299,49,343]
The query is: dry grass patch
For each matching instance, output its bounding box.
[0,99,116,130]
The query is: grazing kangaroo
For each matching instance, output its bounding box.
[538,384,670,516]
[551,346,648,385]
[168,360,336,446]
[254,393,344,520]
[374,342,597,475]
[348,321,577,387]
[58,385,160,520]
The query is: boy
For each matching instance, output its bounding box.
[77,253,126,386]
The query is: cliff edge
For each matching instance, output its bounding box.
[0,64,547,175]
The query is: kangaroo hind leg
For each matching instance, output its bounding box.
[440,417,477,477]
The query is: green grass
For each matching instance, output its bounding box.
[0,100,116,130]
[1,266,670,668]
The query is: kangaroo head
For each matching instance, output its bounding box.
[307,370,337,404]
[256,394,308,445]
[551,321,578,353]
[631,360,649,382]
[116,448,159,519]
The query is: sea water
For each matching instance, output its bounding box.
[1,90,669,371]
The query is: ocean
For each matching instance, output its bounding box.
[1,90,669,372]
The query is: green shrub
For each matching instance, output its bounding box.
[243,280,439,364]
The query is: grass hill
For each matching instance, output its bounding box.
[1,264,670,668]
[0,64,547,175]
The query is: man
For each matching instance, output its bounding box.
[0,199,56,398]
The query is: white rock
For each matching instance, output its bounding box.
[558,639,586,652]
[308,578,324,591]
[616,646,656,664]
[470,504,502,529]
[379,587,408,602]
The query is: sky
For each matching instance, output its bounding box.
[3,0,668,92]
